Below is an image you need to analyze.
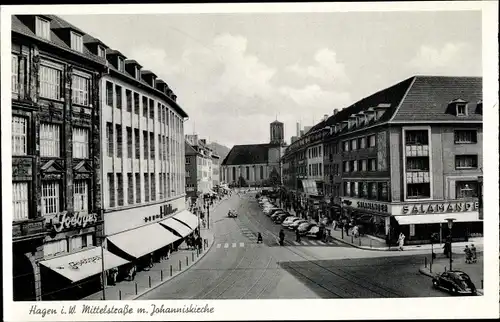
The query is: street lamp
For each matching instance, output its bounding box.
[446,218,455,271]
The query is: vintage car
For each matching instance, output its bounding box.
[432,271,477,296]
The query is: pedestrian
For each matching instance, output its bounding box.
[279,229,285,246]
[397,232,405,251]
[332,219,337,231]
[345,222,350,236]
[353,225,359,238]
[443,241,451,258]
[257,232,263,243]
[464,245,472,263]
[471,244,477,263]
[296,229,301,243]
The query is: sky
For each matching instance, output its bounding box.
[61,10,482,148]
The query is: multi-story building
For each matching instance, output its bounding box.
[221,120,287,187]
[211,153,221,187]
[184,135,215,207]
[11,15,108,301]
[99,40,193,277]
[283,76,483,245]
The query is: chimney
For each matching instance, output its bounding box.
[200,139,207,145]
[356,112,365,126]
[296,122,300,136]
[323,114,328,121]
[365,107,376,123]
[333,108,339,115]
[348,114,357,129]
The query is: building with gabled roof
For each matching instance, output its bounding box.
[221,121,287,187]
[282,75,483,246]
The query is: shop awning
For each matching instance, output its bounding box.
[107,223,181,259]
[39,247,129,283]
[173,210,199,230]
[301,180,318,195]
[394,212,481,225]
[160,217,193,237]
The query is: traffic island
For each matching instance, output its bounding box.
[417,254,484,295]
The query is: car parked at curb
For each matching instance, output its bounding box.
[432,271,477,296]
[297,222,317,236]
[288,219,308,230]
[281,216,300,228]
[274,213,292,224]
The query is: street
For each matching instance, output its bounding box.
[139,191,449,299]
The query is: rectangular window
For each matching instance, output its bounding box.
[134,129,140,159]
[13,182,29,221]
[455,155,478,170]
[70,31,83,52]
[97,45,106,58]
[118,57,124,72]
[12,116,27,155]
[352,160,358,172]
[353,182,359,197]
[41,181,59,215]
[150,133,155,159]
[149,99,155,119]
[318,146,322,157]
[12,54,19,93]
[144,173,150,202]
[319,164,322,176]
[35,17,50,40]
[405,130,428,145]
[456,103,467,116]
[350,182,356,197]
[135,173,141,203]
[73,180,88,212]
[133,92,140,115]
[44,240,68,257]
[107,173,115,207]
[39,65,61,100]
[116,173,123,206]
[186,170,191,177]
[406,157,429,171]
[369,182,378,200]
[186,157,190,165]
[456,181,478,199]
[379,182,389,201]
[72,127,89,159]
[126,89,132,113]
[106,122,114,157]
[115,85,122,109]
[350,139,357,150]
[143,131,149,159]
[150,173,156,201]
[309,164,312,176]
[40,123,60,157]
[106,81,113,106]
[126,127,133,158]
[343,161,349,173]
[71,74,90,106]
[359,137,366,149]
[116,125,122,158]
[127,173,134,204]
[343,141,349,152]
[142,96,148,117]
[454,130,477,144]
[407,183,430,199]
[361,159,367,171]
[368,135,376,147]
[70,235,83,252]
[260,166,264,179]
[368,159,377,171]
[159,173,163,199]
[158,134,162,160]
[344,181,351,196]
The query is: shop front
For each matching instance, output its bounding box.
[392,200,482,245]
[340,197,392,240]
[103,198,199,283]
[39,211,112,300]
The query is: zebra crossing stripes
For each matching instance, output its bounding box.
[216,242,246,249]
[214,239,342,249]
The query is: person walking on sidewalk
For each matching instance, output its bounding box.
[296,229,301,243]
[471,244,477,263]
[397,233,405,251]
[464,245,473,264]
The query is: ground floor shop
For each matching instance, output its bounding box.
[13,237,44,301]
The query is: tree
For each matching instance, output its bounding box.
[269,167,281,187]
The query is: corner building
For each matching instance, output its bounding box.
[284,76,483,245]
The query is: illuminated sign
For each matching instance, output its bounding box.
[402,201,479,215]
[53,211,98,233]
[144,203,178,223]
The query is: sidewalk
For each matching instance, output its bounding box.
[82,202,223,301]
[418,252,485,295]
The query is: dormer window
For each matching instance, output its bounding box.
[456,103,467,116]
[118,57,124,72]
[35,16,50,40]
[135,66,140,80]
[97,46,106,58]
[70,31,83,52]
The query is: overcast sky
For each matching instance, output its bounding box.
[61,11,481,148]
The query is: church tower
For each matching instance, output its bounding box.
[270,120,284,145]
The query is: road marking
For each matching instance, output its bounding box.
[300,241,308,245]
[224,243,229,248]
[239,242,245,248]
[318,241,326,245]
[232,243,237,248]
[310,240,319,245]
[292,241,300,245]
[216,244,221,248]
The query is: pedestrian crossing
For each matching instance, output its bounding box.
[214,239,343,249]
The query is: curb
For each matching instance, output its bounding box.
[417,266,484,295]
[330,236,392,251]
[131,231,216,300]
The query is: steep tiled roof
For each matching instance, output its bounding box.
[221,144,270,166]
[185,141,199,155]
[391,76,482,121]
[12,15,106,66]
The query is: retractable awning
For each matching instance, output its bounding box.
[39,247,128,283]
[173,210,199,230]
[394,212,481,225]
[160,217,193,237]
[107,223,181,259]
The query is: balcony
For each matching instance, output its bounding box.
[405,145,429,157]
[12,217,47,241]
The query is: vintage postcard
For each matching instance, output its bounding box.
[1,1,499,321]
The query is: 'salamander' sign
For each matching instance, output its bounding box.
[402,201,479,215]
[53,211,98,233]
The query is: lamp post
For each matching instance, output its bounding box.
[96,234,107,300]
[446,218,455,271]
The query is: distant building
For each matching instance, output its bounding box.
[185,136,216,206]
[221,120,287,187]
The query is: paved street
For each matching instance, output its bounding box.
[139,191,450,299]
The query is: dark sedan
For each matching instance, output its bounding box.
[274,213,292,224]
[297,222,317,235]
[432,271,477,296]
[270,211,286,221]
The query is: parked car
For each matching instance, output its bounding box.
[306,225,322,239]
[270,211,286,221]
[274,213,292,224]
[297,222,317,235]
[281,217,300,227]
[288,219,308,230]
[265,208,284,216]
[432,271,478,296]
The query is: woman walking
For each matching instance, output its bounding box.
[397,232,405,251]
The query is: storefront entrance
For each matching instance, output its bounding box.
[13,252,37,301]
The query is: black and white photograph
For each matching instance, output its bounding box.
[1,1,499,321]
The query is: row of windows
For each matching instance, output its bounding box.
[44,234,94,258]
[344,181,390,201]
[12,180,90,221]
[224,167,265,181]
[308,146,322,159]
[343,134,376,152]
[343,159,377,173]
[35,17,85,54]
[12,117,90,159]
[308,163,322,176]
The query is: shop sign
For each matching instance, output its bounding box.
[356,201,389,214]
[402,201,479,215]
[52,211,98,233]
[144,204,178,223]
[68,255,101,270]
